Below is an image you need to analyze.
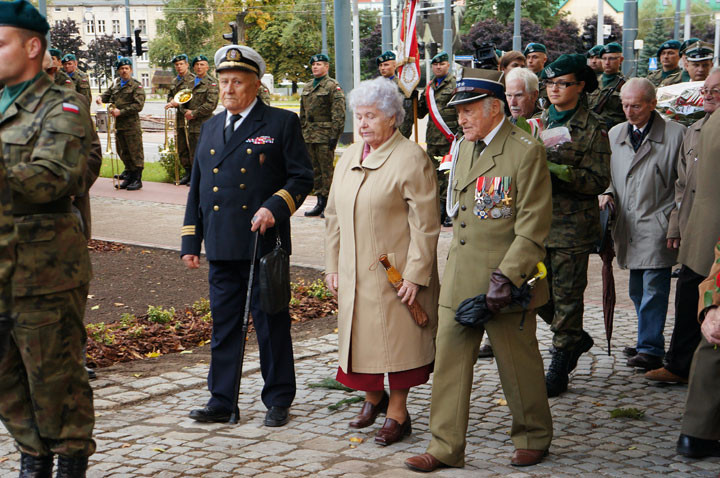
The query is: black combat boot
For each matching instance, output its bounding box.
[178,173,191,186]
[117,169,134,189]
[567,331,594,373]
[304,195,325,217]
[126,169,143,191]
[113,170,129,180]
[545,349,571,398]
[19,452,53,478]
[55,456,88,478]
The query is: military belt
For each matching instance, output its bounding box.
[12,197,72,216]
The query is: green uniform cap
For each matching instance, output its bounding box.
[0,0,50,34]
[523,43,547,56]
[61,53,77,63]
[376,50,396,65]
[172,54,189,64]
[680,38,701,55]
[310,53,330,64]
[587,45,604,58]
[115,57,132,69]
[684,41,714,62]
[191,55,209,67]
[657,40,681,58]
[600,42,622,56]
[49,47,62,59]
[431,51,449,64]
[541,53,598,92]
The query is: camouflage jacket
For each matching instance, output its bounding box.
[417,73,458,146]
[179,75,218,133]
[258,82,271,105]
[100,77,145,131]
[299,75,346,144]
[646,68,683,88]
[168,71,196,126]
[541,102,612,248]
[0,73,92,297]
[393,77,416,138]
[587,74,626,130]
[54,70,73,89]
[0,157,16,316]
[69,68,91,104]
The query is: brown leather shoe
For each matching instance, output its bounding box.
[349,391,389,429]
[511,449,548,466]
[404,453,447,472]
[645,367,688,384]
[374,415,412,446]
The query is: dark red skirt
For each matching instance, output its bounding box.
[336,362,433,392]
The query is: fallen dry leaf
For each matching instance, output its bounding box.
[496,399,507,406]
[349,437,363,443]
[114,303,125,307]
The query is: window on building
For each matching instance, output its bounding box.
[54,7,61,12]
[97,19,106,33]
[112,19,120,34]
[130,20,135,31]
[112,6,118,12]
[86,20,95,34]
[139,19,147,35]
[141,73,150,88]
[68,7,74,11]
[141,52,148,61]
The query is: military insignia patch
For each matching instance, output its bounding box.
[227,48,240,61]
[544,67,555,78]
[246,136,275,145]
[62,103,80,114]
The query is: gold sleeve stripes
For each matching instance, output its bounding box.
[181,225,196,236]
[273,189,296,215]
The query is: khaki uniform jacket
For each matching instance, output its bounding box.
[69,69,91,104]
[678,107,720,276]
[325,130,440,374]
[607,113,685,269]
[698,240,720,316]
[181,75,219,133]
[668,114,706,240]
[168,71,196,127]
[299,75,345,144]
[100,77,145,131]
[441,119,551,311]
[647,68,683,87]
[417,74,458,146]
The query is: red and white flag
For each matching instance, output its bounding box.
[397,0,420,98]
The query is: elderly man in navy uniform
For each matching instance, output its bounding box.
[181,45,313,427]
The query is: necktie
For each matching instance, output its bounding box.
[471,140,486,167]
[224,114,242,144]
[631,128,643,152]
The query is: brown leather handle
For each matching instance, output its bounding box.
[379,255,429,327]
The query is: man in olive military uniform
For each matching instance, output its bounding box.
[524,43,549,108]
[587,44,604,77]
[587,42,626,130]
[98,57,146,190]
[538,55,611,397]
[417,51,458,226]
[0,158,16,364]
[0,2,96,476]
[377,50,415,138]
[647,40,683,87]
[165,53,196,184]
[62,53,91,103]
[176,55,221,185]
[49,47,73,88]
[683,42,714,83]
[680,37,701,82]
[299,53,345,217]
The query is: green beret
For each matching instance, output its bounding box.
[191,55,209,66]
[431,51,449,64]
[523,43,547,56]
[376,50,396,65]
[115,57,132,69]
[680,38,701,55]
[541,53,597,92]
[0,0,50,35]
[601,42,622,56]
[61,53,76,63]
[587,45,604,58]
[49,47,62,59]
[684,41,714,62]
[172,54,189,64]
[657,40,681,58]
[310,53,330,64]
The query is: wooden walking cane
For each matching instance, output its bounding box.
[229,230,260,424]
[379,254,429,327]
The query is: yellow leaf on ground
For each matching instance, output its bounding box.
[349,437,363,443]
[496,399,507,406]
[121,443,131,448]
[114,303,125,307]
[145,351,161,358]
[91,305,100,310]
[0,457,8,463]
[133,373,142,378]
[180,350,193,354]
[153,448,166,453]
[87,295,94,299]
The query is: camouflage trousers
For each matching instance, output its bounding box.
[116,126,144,171]
[537,245,592,351]
[307,143,335,197]
[427,143,451,208]
[0,286,96,457]
[177,127,200,171]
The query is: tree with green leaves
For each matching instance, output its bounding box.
[638,19,665,77]
[87,35,120,93]
[50,19,85,59]
[461,0,565,32]
[149,0,214,68]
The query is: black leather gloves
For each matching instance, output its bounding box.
[486,269,513,313]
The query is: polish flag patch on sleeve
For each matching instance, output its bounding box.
[62,103,80,114]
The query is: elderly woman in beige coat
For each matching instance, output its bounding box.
[325,77,440,447]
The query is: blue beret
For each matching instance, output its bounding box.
[431,51,449,64]
[310,53,330,64]
[172,54,189,63]
[523,43,547,56]
[657,40,681,58]
[0,0,49,35]
[191,55,209,66]
[448,68,504,106]
[376,50,396,65]
[601,42,622,56]
[61,53,77,63]
[115,57,132,69]
[49,47,62,59]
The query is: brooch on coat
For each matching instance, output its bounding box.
[246,136,274,145]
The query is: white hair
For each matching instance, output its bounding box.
[348,77,406,127]
[505,67,539,95]
[621,77,656,102]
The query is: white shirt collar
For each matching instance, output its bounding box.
[225,98,258,129]
[480,117,505,147]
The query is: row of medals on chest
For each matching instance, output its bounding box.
[474,176,513,219]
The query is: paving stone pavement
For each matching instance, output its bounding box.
[2,305,718,477]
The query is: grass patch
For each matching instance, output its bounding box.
[99,157,173,183]
[609,408,645,419]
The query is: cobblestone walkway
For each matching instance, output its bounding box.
[2,305,718,477]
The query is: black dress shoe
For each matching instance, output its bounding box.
[623,347,638,357]
[178,174,191,185]
[677,434,720,458]
[442,216,453,228]
[189,406,232,423]
[477,343,494,359]
[86,367,96,380]
[264,406,290,427]
[627,353,663,371]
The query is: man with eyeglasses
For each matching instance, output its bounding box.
[587,42,625,130]
[647,68,720,386]
[647,40,683,87]
[537,54,611,397]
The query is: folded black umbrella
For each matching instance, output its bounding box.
[455,282,533,329]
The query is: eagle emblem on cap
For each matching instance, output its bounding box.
[544,66,555,78]
[227,48,240,61]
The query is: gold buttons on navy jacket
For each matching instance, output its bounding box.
[241,168,246,174]
[242,205,248,210]
[210,149,215,155]
[213,205,219,211]
[246,148,252,154]
[213,186,219,192]
[239,184,246,190]
[213,167,219,174]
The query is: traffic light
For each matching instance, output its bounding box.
[582,24,596,51]
[223,21,238,44]
[418,42,425,60]
[134,28,148,57]
[428,42,439,60]
[118,36,133,57]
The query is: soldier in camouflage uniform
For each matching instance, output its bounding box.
[524,43,549,108]
[587,45,604,77]
[646,40,683,87]
[62,53,91,103]
[300,53,345,217]
[49,47,73,88]
[417,51,458,226]
[587,42,626,130]
[0,155,16,364]
[377,50,415,138]
[0,3,95,476]
[98,57,146,190]
[537,55,611,397]
[165,53,196,184]
[258,81,272,105]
